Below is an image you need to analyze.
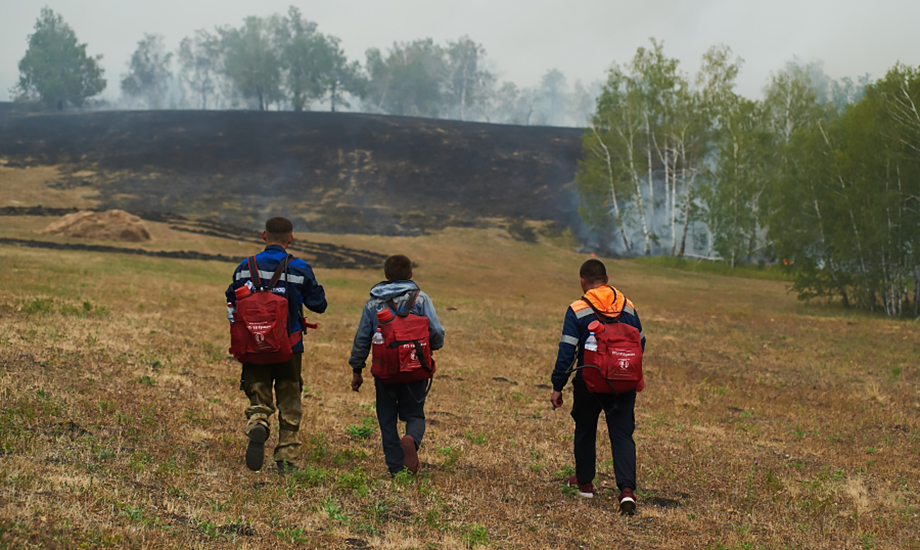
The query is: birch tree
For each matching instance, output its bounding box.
[576,65,652,255]
[121,34,173,109]
[219,16,283,110]
[697,46,771,265]
[444,37,490,121]
[178,29,222,109]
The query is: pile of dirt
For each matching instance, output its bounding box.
[41,210,151,242]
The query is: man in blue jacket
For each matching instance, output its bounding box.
[550,259,645,514]
[226,217,327,474]
[348,254,445,476]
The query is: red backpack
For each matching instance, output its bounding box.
[229,255,298,365]
[578,298,643,394]
[371,290,436,384]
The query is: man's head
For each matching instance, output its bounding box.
[262,217,294,248]
[579,258,608,292]
[384,254,413,281]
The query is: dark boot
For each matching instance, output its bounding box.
[245,424,268,471]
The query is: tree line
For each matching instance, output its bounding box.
[576,40,919,317]
[11,7,596,126]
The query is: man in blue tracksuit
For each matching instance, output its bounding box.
[550,259,645,514]
[226,217,327,473]
[348,254,445,476]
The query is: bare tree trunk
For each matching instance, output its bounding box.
[676,139,697,257]
[330,81,338,113]
[460,78,467,121]
[618,123,652,255]
[914,266,919,318]
[677,181,694,256]
[591,126,631,252]
[644,115,655,211]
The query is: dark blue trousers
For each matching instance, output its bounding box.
[571,378,637,490]
[374,377,428,474]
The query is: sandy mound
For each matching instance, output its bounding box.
[41,210,151,242]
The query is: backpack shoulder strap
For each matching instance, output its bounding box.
[247,256,263,290]
[267,254,292,289]
[388,289,420,318]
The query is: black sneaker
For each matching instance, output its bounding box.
[245,424,268,471]
[276,460,298,475]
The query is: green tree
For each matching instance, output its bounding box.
[319,36,365,112]
[577,64,650,254]
[13,7,106,109]
[697,46,772,265]
[536,68,567,125]
[444,37,491,121]
[577,40,708,256]
[121,33,173,109]
[569,79,601,126]
[489,82,539,125]
[178,29,222,109]
[220,16,283,110]
[700,96,771,265]
[761,61,840,300]
[766,62,920,316]
[365,39,446,117]
[276,6,323,111]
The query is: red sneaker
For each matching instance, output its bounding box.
[400,435,420,475]
[618,487,637,515]
[565,476,595,498]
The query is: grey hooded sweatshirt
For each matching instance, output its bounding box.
[348,280,445,371]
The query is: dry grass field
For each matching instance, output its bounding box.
[1,172,919,549]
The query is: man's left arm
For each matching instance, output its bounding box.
[550,308,580,409]
[294,262,327,314]
[419,292,445,351]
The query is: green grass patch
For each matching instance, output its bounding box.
[346,417,377,439]
[463,524,489,547]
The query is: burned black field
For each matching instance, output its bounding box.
[0,107,583,234]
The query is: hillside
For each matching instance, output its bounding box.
[0,221,918,549]
[0,107,584,234]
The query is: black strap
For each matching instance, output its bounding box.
[406,376,433,404]
[581,295,621,324]
[267,255,291,289]
[387,289,420,318]
[249,254,292,293]
[387,339,432,373]
[246,256,263,290]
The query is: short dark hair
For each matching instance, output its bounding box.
[579,259,607,284]
[384,254,412,281]
[265,217,293,243]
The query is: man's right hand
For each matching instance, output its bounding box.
[351,371,363,392]
[550,390,563,410]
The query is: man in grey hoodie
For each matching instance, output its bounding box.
[349,254,446,476]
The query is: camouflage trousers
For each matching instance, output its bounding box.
[241,353,303,464]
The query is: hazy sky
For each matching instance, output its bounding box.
[2,0,919,105]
